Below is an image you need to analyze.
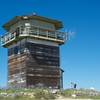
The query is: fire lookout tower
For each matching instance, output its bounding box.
[1,14,66,89]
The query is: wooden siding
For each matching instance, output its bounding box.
[8,41,61,88]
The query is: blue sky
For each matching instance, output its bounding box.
[0,0,100,90]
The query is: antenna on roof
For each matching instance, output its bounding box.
[64,28,76,41]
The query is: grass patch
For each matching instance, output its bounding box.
[0,88,100,100]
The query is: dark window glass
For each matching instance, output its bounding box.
[15,27,20,37]
[14,46,18,54]
[8,48,15,56]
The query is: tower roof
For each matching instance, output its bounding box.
[3,15,63,31]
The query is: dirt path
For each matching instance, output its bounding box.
[56,99,92,100]
[56,97,92,100]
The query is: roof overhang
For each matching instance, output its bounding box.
[3,15,63,31]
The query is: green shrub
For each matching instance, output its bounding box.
[61,89,74,97]
[34,89,55,100]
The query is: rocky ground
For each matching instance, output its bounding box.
[57,98,92,100]
[0,88,100,100]
[56,96,92,100]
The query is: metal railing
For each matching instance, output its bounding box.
[1,32,16,46]
[1,26,66,46]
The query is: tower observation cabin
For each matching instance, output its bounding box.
[1,14,66,89]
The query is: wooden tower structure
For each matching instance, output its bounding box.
[1,14,66,89]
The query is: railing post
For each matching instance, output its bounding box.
[64,32,67,41]
[55,31,57,39]
[37,28,39,36]
[46,30,48,38]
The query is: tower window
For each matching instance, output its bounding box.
[15,27,20,37]
[14,46,18,54]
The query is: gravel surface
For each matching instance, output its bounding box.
[57,98,92,100]
[56,97,92,100]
